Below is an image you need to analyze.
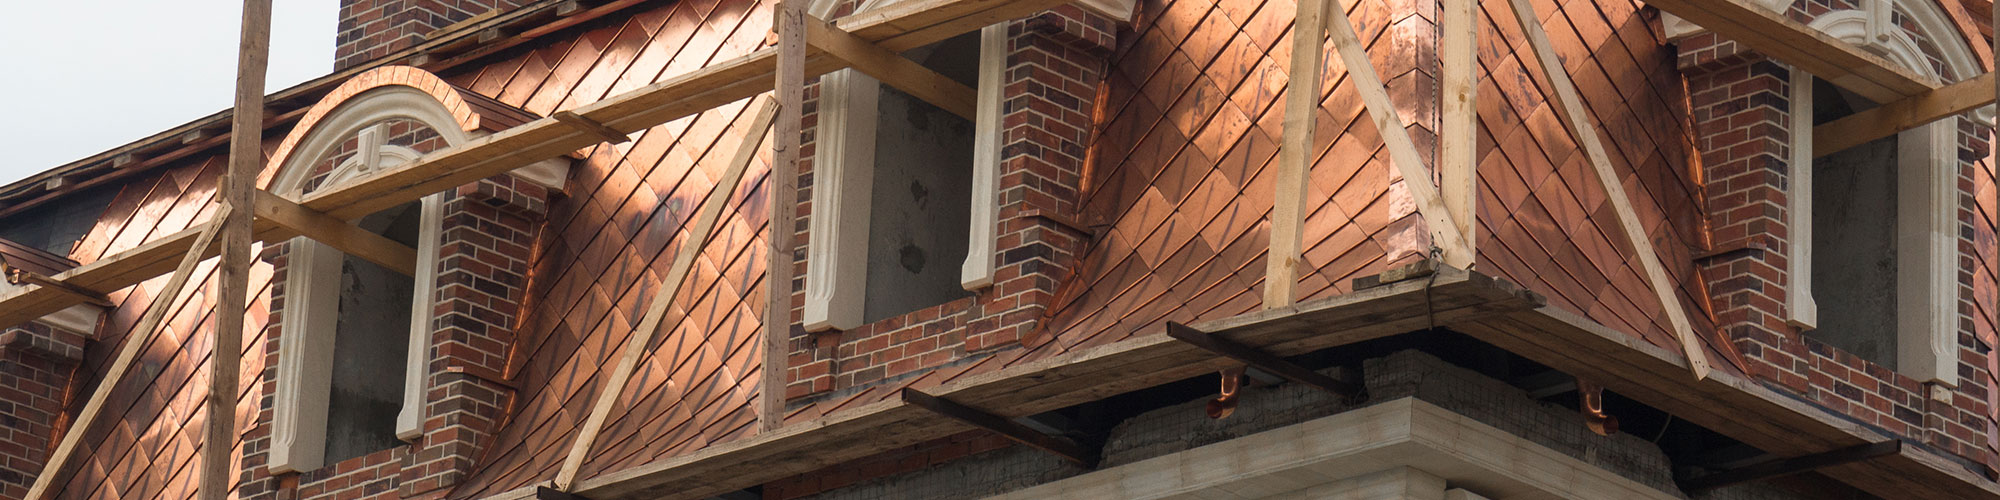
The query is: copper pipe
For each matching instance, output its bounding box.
[1207,366,1246,419]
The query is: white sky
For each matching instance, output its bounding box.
[0,1,336,186]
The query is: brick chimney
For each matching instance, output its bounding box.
[335,0,530,71]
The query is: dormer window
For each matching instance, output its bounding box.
[804,24,1006,331]
[1782,10,1965,385]
[269,122,445,472]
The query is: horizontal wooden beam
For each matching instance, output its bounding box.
[1813,71,1995,158]
[805,16,979,120]
[900,388,1097,466]
[1678,441,1902,493]
[1165,321,1363,400]
[250,190,419,276]
[1647,0,1938,102]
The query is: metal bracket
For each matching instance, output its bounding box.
[1165,322,1364,402]
[537,485,591,500]
[900,388,1099,467]
[536,484,588,500]
[1676,441,1902,493]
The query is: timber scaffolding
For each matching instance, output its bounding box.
[6,0,2000,498]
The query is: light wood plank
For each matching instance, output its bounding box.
[553,97,779,490]
[1645,0,1937,102]
[806,16,979,120]
[1503,0,1712,379]
[1439,0,1479,269]
[250,190,418,276]
[26,212,230,500]
[1813,71,1994,157]
[764,0,809,434]
[1265,0,1332,309]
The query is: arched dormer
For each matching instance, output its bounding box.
[255,66,569,482]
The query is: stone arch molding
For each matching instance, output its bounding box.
[259,66,566,474]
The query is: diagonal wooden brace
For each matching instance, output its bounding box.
[804,16,978,120]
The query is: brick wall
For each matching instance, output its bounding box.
[784,5,1119,402]
[239,120,555,500]
[0,323,84,500]
[1676,3,1997,469]
[336,0,531,71]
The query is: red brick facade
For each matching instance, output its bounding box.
[336,0,531,71]
[0,323,85,500]
[783,5,1119,402]
[1676,3,1999,469]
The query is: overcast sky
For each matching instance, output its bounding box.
[0,1,336,187]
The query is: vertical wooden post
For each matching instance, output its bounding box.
[1438,0,1479,269]
[763,0,806,431]
[1266,0,1332,309]
[206,0,271,498]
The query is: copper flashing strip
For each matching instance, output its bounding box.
[1165,322,1364,401]
[900,388,1098,466]
[1677,441,1902,493]
[552,111,632,144]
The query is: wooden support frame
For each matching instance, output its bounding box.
[1676,441,1902,493]
[761,0,808,434]
[1812,71,1995,158]
[204,1,270,498]
[250,190,419,275]
[900,388,1098,466]
[1165,322,1363,400]
[26,211,230,500]
[1644,0,1937,102]
[805,16,979,120]
[1503,0,1713,380]
[553,97,779,491]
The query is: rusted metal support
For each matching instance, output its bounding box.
[899,388,1098,467]
[537,486,592,500]
[1677,441,1902,493]
[1165,322,1364,401]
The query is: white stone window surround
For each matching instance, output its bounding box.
[801,0,1012,332]
[265,86,569,473]
[1782,6,1975,387]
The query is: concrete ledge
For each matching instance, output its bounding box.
[982,398,1679,500]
